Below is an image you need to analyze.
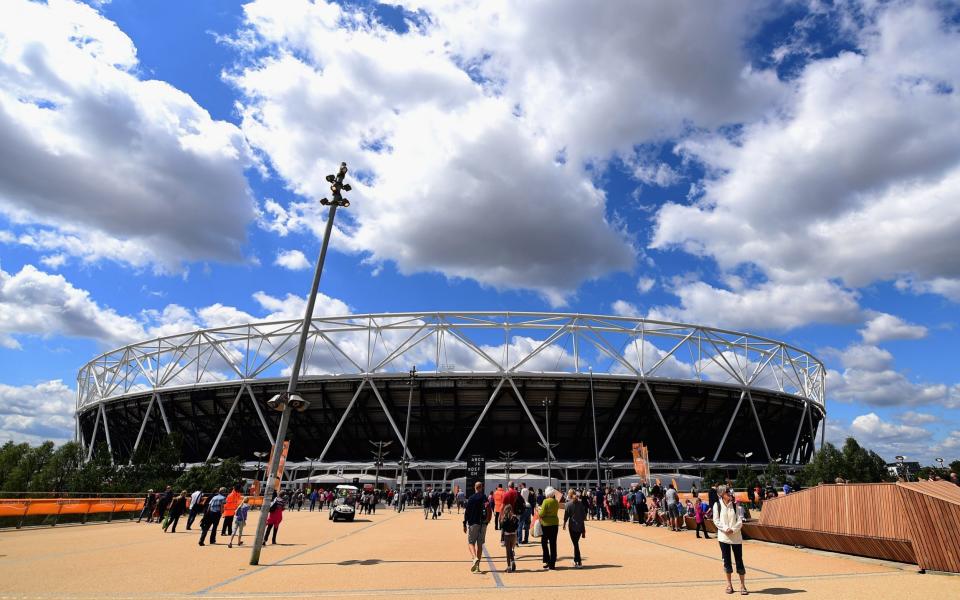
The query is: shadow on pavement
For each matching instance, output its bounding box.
[752,588,806,595]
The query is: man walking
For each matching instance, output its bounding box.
[665,483,681,531]
[198,487,226,546]
[186,488,203,530]
[221,484,242,537]
[493,484,505,530]
[463,481,491,573]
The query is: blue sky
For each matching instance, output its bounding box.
[0,0,958,464]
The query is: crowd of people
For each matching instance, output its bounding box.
[459,479,752,594]
[137,483,287,548]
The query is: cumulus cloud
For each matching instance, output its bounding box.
[827,343,960,408]
[898,411,938,426]
[0,379,75,444]
[647,278,861,331]
[229,0,791,302]
[611,300,641,318]
[0,264,144,349]
[859,312,927,344]
[0,0,254,272]
[652,1,960,304]
[274,249,311,271]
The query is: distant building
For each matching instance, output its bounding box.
[886,462,921,478]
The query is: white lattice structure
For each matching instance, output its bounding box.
[77,312,825,471]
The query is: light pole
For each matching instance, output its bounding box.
[250,162,352,566]
[537,396,559,482]
[400,367,416,489]
[499,450,517,482]
[601,455,615,489]
[692,456,706,482]
[304,456,316,488]
[589,368,602,491]
[737,451,753,466]
[895,455,908,481]
[935,457,945,476]
[253,451,267,491]
[370,441,391,492]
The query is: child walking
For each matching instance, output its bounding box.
[500,504,519,572]
[227,497,250,548]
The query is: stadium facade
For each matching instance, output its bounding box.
[76,312,825,484]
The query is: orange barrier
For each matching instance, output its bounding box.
[1,495,267,529]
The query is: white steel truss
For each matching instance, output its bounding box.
[77,312,826,463]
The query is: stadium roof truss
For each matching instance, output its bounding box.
[77,312,825,466]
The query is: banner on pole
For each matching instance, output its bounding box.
[267,441,291,493]
[632,442,649,480]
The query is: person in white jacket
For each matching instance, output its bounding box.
[713,488,748,595]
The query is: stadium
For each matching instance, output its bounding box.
[75,312,825,486]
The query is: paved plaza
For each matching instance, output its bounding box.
[0,507,955,599]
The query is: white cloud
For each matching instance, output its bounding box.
[611,300,641,318]
[897,277,960,303]
[652,1,960,303]
[636,277,656,294]
[0,0,254,272]
[648,278,861,331]
[850,412,931,443]
[230,0,790,302]
[827,343,960,408]
[274,249,311,271]
[0,264,145,349]
[859,312,927,344]
[38,254,67,270]
[898,411,938,426]
[0,379,75,443]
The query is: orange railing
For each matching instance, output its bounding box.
[0,495,266,529]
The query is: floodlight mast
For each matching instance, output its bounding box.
[250,162,351,566]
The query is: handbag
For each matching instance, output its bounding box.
[532,518,543,538]
[161,515,171,530]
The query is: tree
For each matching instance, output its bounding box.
[761,461,784,487]
[174,457,242,493]
[734,465,758,490]
[799,442,843,487]
[33,442,85,493]
[0,441,30,490]
[950,460,960,475]
[702,467,726,487]
[800,438,892,486]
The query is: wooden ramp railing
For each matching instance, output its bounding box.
[748,481,960,572]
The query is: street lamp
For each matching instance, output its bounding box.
[499,450,517,482]
[537,396,559,482]
[589,368,602,491]
[253,451,268,491]
[250,162,352,566]
[304,456,317,486]
[692,456,706,482]
[935,457,945,475]
[400,366,416,489]
[737,451,753,466]
[601,455,615,488]
[370,440,392,492]
[895,455,908,481]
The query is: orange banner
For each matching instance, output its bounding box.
[266,441,291,493]
[632,442,649,480]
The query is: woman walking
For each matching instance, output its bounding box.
[562,490,587,568]
[713,488,748,595]
[228,497,250,548]
[694,493,710,539]
[500,504,519,571]
[538,486,559,570]
[263,492,287,545]
[165,490,188,533]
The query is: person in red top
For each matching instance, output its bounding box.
[221,483,243,536]
[493,484,505,530]
[503,482,518,512]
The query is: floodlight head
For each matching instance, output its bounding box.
[325,174,336,183]
[340,199,350,207]
[895,455,905,461]
[320,198,330,205]
[338,162,348,176]
[745,452,753,458]
[267,392,286,411]
[288,393,310,412]
[341,183,351,192]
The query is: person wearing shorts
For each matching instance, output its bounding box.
[463,481,491,573]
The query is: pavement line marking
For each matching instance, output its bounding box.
[481,545,505,588]
[193,513,400,595]
[588,522,787,578]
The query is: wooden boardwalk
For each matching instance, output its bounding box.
[743,481,960,572]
